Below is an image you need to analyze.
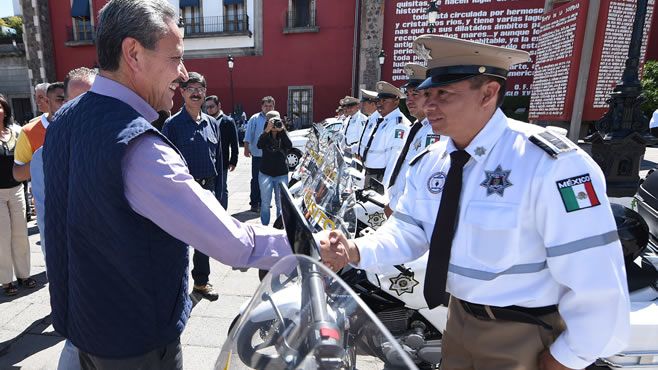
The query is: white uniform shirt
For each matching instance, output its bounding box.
[342,111,367,147]
[650,109,658,129]
[362,108,411,177]
[386,118,446,211]
[355,109,630,369]
[355,112,381,157]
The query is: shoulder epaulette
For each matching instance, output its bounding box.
[397,116,403,123]
[410,147,431,166]
[529,130,577,159]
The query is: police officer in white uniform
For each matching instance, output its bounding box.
[385,63,445,216]
[360,81,411,185]
[320,35,629,370]
[650,108,658,137]
[354,89,381,158]
[340,96,367,151]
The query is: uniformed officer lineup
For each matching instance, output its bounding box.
[319,33,632,370]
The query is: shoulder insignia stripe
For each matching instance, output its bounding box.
[410,147,430,166]
[529,130,577,159]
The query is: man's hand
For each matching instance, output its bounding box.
[384,204,393,218]
[318,230,359,272]
[538,350,573,370]
[244,147,251,158]
[229,164,236,172]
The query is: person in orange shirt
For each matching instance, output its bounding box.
[12,82,65,182]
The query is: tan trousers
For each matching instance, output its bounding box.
[0,185,30,284]
[441,298,566,370]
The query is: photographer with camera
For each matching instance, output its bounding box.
[257,111,292,226]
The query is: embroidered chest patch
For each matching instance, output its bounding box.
[425,134,441,147]
[556,174,600,212]
[394,129,405,139]
[480,165,513,196]
[427,172,447,194]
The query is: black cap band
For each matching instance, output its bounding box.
[427,65,509,80]
[402,78,424,89]
[377,93,399,99]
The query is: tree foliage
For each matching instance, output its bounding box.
[0,16,23,37]
[642,60,658,117]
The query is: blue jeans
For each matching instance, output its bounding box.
[258,172,288,225]
[250,157,262,207]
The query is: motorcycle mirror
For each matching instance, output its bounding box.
[369,177,385,195]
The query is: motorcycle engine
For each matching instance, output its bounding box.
[374,308,443,367]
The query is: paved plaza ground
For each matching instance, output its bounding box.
[1,146,658,369]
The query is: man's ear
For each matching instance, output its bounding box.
[481,80,500,108]
[120,37,142,74]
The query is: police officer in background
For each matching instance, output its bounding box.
[359,82,411,185]
[320,35,629,370]
[360,89,378,117]
[384,63,446,217]
[340,96,367,153]
[352,89,380,156]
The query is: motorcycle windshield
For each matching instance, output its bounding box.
[216,255,418,370]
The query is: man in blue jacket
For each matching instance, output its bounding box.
[43,0,291,368]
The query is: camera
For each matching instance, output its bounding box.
[272,119,283,129]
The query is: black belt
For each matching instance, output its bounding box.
[459,299,557,330]
[194,176,216,191]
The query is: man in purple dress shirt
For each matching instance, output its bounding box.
[43,0,291,368]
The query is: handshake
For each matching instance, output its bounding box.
[318,230,360,272]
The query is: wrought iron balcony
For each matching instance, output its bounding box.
[284,8,318,33]
[182,15,250,37]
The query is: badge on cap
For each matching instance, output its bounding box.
[427,172,447,194]
[414,43,432,61]
[404,66,415,78]
[556,173,600,212]
[389,273,419,296]
[480,165,512,196]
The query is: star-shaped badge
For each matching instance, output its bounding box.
[368,212,386,228]
[404,66,415,78]
[389,273,419,296]
[413,138,421,151]
[414,43,432,61]
[475,147,487,156]
[480,165,513,196]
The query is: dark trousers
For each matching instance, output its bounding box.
[79,338,183,370]
[192,176,215,286]
[218,168,228,209]
[250,156,262,207]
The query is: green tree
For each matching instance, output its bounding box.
[1,16,23,37]
[642,60,658,117]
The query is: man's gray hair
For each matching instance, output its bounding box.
[34,83,49,95]
[96,0,177,71]
[64,67,98,95]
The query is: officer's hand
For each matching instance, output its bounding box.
[318,230,358,272]
[384,204,393,218]
[244,147,251,158]
[538,350,573,370]
[229,164,236,172]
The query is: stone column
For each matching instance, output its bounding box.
[357,0,385,90]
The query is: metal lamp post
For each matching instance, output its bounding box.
[378,50,385,66]
[227,55,235,114]
[426,1,439,33]
[588,0,652,197]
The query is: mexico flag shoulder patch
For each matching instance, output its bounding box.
[555,174,601,212]
[394,129,405,139]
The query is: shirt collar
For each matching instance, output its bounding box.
[90,75,158,122]
[445,108,507,163]
[40,114,50,129]
[383,108,401,122]
[181,106,209,125]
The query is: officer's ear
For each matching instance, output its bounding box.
[480,80,500,109]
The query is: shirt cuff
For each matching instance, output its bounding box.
[550,335,593,369]
[351,237,376,270]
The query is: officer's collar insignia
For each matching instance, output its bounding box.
[475,146,487,156]
[414,43,432,61]
[480,165,513,196]
[441,151,448,159]
[413,138,422,151]
[389,273,419,296]
[367,212,386,228]
[427,172,447,194]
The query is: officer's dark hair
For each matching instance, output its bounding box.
[181,72,206,88]
[468,75,506,108]
[47,82,65,95]
[64,67,97,97]
[205,95,220,105]
[96,0,177,72]
[0,94,13,126]
[261,96,275,106]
